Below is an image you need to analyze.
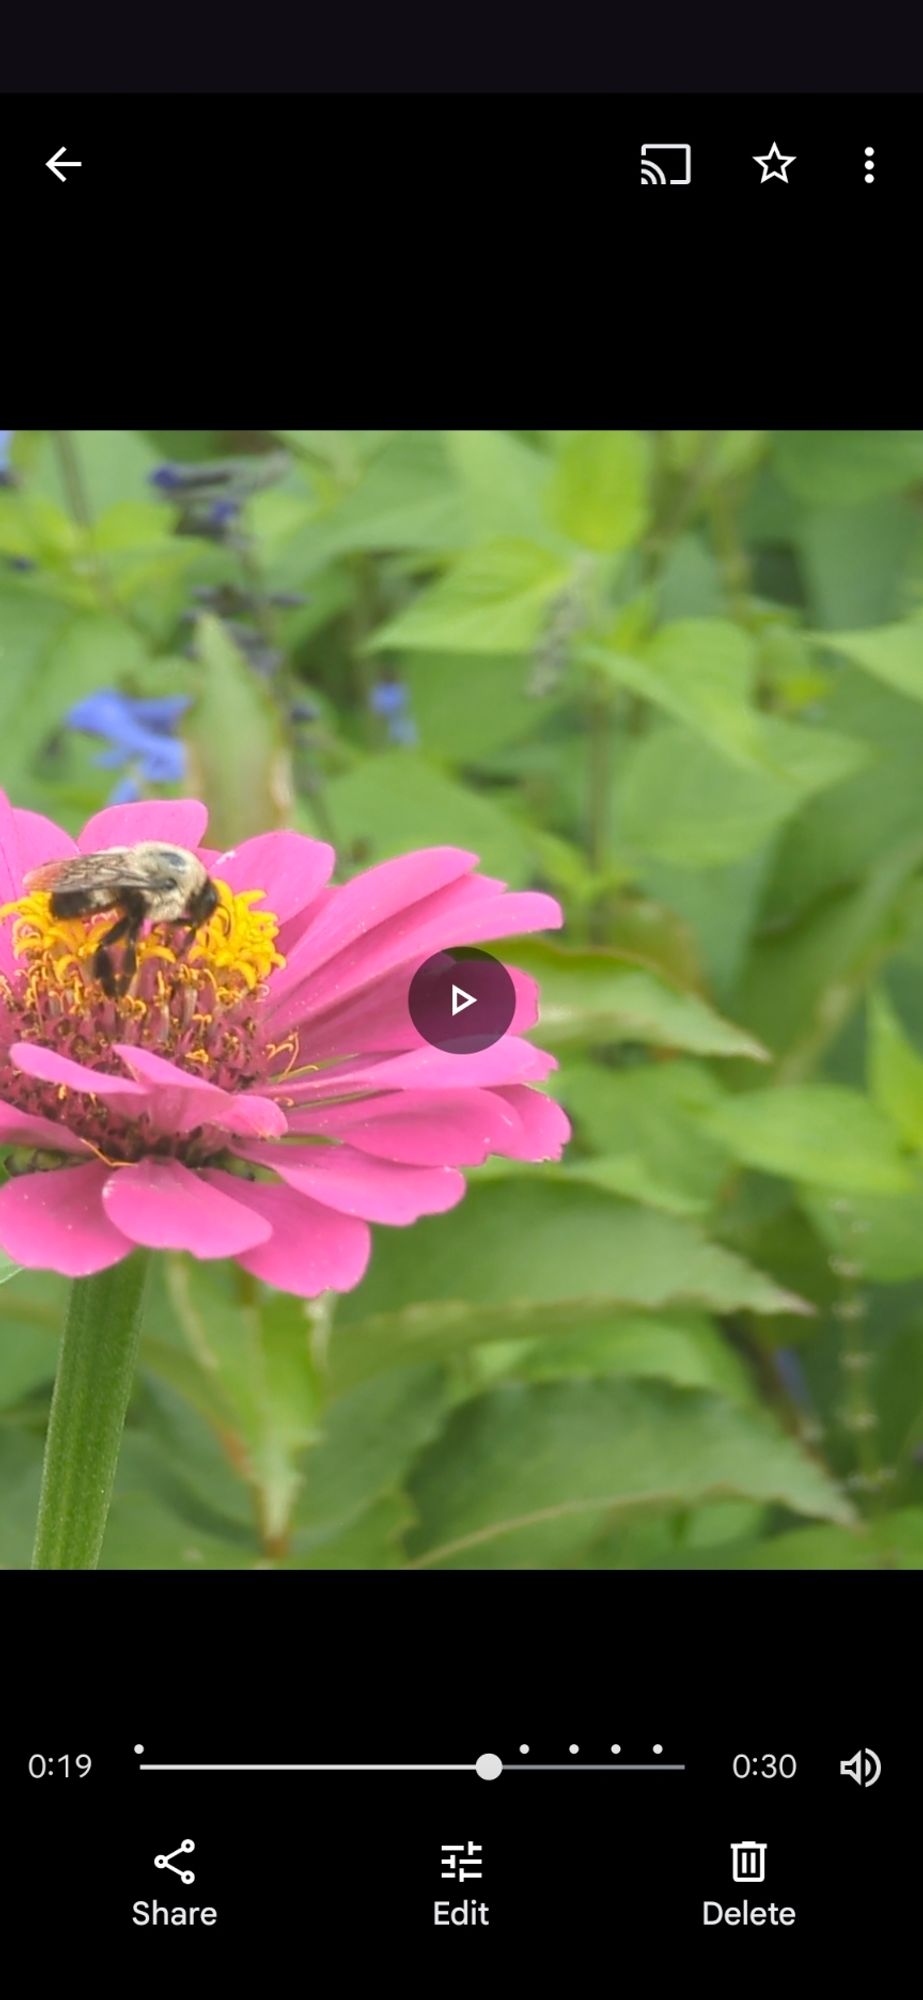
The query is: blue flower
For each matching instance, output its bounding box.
[66,688,190,803]
[207,498,240,527]
[369,680,408,717]
[774,1348,812,1409]
[369,677,418,745]
[149,465,183,491]
[149,464,197,492]
[0,430,14,469]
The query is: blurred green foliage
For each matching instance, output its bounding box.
[4,428,923,1567]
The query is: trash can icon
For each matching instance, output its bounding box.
[731,1841,766,1883]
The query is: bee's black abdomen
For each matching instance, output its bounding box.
[49,889,98,919]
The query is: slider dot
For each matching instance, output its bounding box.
[476,1753,503,1781]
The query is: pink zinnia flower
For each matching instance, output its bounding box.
[0,792,570,1296]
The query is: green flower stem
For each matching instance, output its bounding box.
[31,1252,152,1570]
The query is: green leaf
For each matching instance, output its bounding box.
[99,1433,261,1569]
[0,1251,23,1290]
[641,849,773,1003]
[0,611,152,790]
[0,588,82,754]
[664,430,767,480]
[773,430,923,506]
[0,1323,55,1409]
[548,431,651,552]
[0,1431,47,1569]
[298,434,469,557]
[802,1181,923,1282]
[796,496,921,629]
[0,490,80,564]
[655,533,726,620]
[91,500,181,554]
[504,937,769,1058]
[651,1511,923,1568]
[561,1059,732,1217]
[871,1316,923,1467]
[149,1260,324,1545]
[617,717,868,867]
[766,671,923,917]
[271,430,398,476]
[292,1365,452,1544]
[508,1309,752,1402]
[739,829,923,1063]
[443,430,557,546]
[329,1288,758,1394]
[818,618,923,705]
[286,1494,412,1568]
[406,1379,853,1567]
[585,618,765,768]
[867,988,923,1149]
[707,1083,915,1193]
[369,539,573,654]
[402,652,551,760]
[323,749,536,884]
[186,613,291,847]
[335,1178,811,1331]
[32,430,161,518]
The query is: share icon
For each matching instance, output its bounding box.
[154,1839,196,1884]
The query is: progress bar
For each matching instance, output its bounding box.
[138,1760,686,1775]
[140,1763,476,1772]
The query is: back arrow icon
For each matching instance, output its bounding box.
[47,146,82,182]
[451,984,477,1016]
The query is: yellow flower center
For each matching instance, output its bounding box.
[0,877,284,1007]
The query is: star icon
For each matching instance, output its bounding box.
[754,140,796,183]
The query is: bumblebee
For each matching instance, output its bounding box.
[24,843,219,998]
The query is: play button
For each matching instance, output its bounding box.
[408,947,517,1054]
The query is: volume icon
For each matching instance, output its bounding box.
[840,1748,881,1787]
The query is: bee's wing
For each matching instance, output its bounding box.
[23,849,138,894]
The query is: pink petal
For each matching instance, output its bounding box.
[235,1141,466,1224]
[210,830,336,925]
[201,1173,371,1297]
[489,1085,572,1160]
[102,1159,272,1255]
[111,1043,287,1139]
[0,1103,93,1153]
[14,808,80,874]
[268,850,482,1014]
[0,1162,130,1276]
[0,794,78,973]
[280,846,479,967]
[269,883,564,1035]
[277,1036,556,1101]
[10,1041,148,1100]
[77,798,209,853]
[0,789,21,905]
[278,963,539,1067]
[286,1088,524,1165]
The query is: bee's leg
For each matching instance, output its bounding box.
[173,923,199,962]
[92,896,144,996]
[92,915,132,997]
